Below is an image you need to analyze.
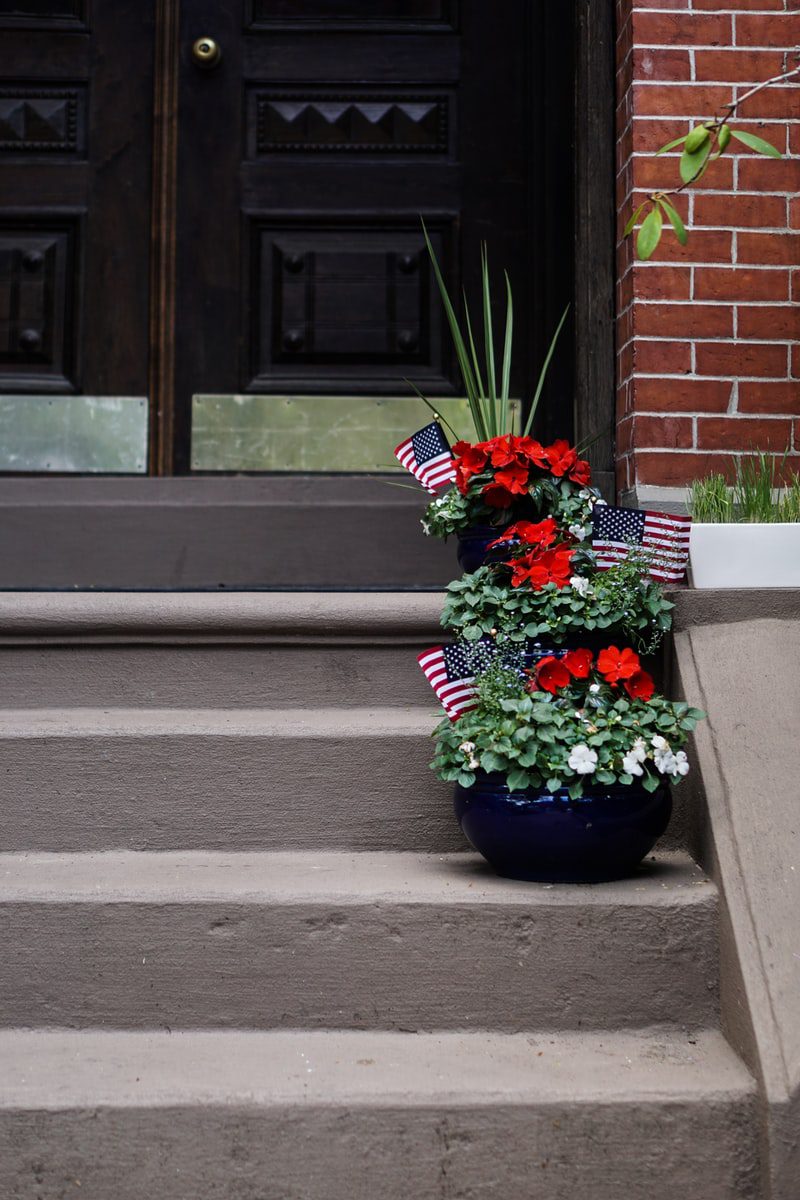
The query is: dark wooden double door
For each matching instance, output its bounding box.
[1,1,575,474]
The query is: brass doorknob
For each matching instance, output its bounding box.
[191,36,222,69]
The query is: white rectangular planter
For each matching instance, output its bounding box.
[689,523,800,588]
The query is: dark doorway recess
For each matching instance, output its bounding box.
[0,1,616,589]
[171,0,577,473]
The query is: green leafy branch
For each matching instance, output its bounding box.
[625,60,800,261]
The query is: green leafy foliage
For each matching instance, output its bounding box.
[624,62,794,260]
[431,657,704,797]
[422,469,599,541]
[688,453,800,523]
[440,548,674,654]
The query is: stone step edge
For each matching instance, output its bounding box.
[0,849,713,908]
[0,591,444,646]
[0,1028,754,1109]
[0,706,442,736]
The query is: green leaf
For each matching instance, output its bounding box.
[595,770,616,785]
[546,777,562,792]
[657,197,688,247]
[522,304,570,438]
[507,769,531,791]
[637,206,663,261]
[500,270,513,435]
[641,773,661,793]
[457,771,477,788]
[685,124,711,155]
[624,202,648,237]
[656,133,689,156]
[730,129,782,158]
[481,751,507,773]
[568,780,584,800]
[679,138,712,184]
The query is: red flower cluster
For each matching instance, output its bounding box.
[529,645,655,701]
[508,546,575,590]
[452,435,591,509]
[597,645,655,701]
[487,517,558,551]
[532,648,594,694]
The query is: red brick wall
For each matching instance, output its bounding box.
[616,0,800,499]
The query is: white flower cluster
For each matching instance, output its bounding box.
[565,734,689,781]
[569,523,591,540]
[459,740,480,771]
[651,735,689,777]
[622,737,648,776]
[570,575,592,598]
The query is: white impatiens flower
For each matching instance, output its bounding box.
[589,683,601,694]
[671,750,690,777]
[459,740,480,770]
[570,575,590,597]
[421,520,431,535]
[630,737,647,763]
[569,523,589,540]
[568,744,598,775]
[622,752,645,777]
[651,735,669,751]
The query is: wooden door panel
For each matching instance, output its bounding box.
[0,4,154,406]
[0,1,87,28]
[0,217,79,391]
[246,1,458,32]
[175,1,567,473]
[247,216,453,393]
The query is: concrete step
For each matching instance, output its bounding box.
[0,705,688,853]
[0,592,443,709]
[0,850,718,1031]
[0,1027,757,1199]
[0,705,460,852]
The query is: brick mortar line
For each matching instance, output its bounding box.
[635,411,796,418]
[634,372,798,382]
[634,297,799,302]
[632,260,797,268]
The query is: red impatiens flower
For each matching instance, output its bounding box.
[515,437,550,469]
[453,441,489,495]
[482,483,516,509]
[488,518,558,550]
[562,648,594,678]
[533,655,572,694]
[508,545,575,590]
[624,669,655,701]
[542,439,592,487]
[543,439,578,477]
[597,645,641,683]
[492,465,530,495]
[568,456,592,486]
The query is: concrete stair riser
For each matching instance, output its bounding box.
[0,708,461,852]
[0,707,690,854]
[0,644,437,710]
[0,1029,759,1200]
[0,852,719,1032]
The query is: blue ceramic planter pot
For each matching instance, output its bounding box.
[454,771,671,883]
[456,525,510,574]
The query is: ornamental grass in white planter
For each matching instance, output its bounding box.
[688,457,800,589]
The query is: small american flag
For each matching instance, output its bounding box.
[394,422,456,493]
[591,505,692,583]
[418,642,479,721]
